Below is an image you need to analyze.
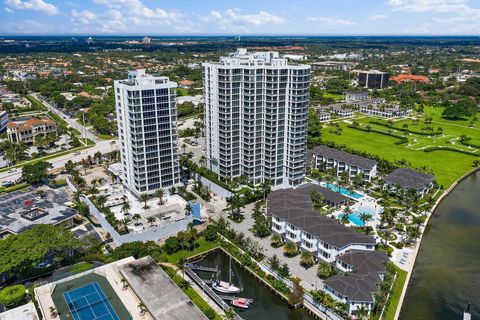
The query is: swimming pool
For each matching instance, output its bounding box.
[322,183,363,199]
[348,205,376,226]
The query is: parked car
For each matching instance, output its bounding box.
[1,181,14,187]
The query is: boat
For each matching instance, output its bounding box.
[463,302,471,320]
[212,256,242,294]
[231,298,250,309]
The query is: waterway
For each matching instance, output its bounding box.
[400,171,480,319]
[194,250,315,320]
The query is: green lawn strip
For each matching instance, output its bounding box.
[69,262,93,275]
[97,133,115,140]
[0,144,92,173]
[383,267,408,320]
[0,183,29,194]
[166,238,220,263]
[162,265,222,320]
[321,123,477,187]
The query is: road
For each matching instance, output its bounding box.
[31,93,101,143]
[0,140,118,183]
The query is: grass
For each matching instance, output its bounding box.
[97,133,115,140]
[166,237,219,263]
[383,266,408,320]
[0,183,29,194]
[322,92,343,101]
[69,262,93,275]
[163,265,222,320]
[321,108,480,187]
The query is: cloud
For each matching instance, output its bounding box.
[307,16,356,26]
[0,19,53,34]
[369,14,388,20]
[203,9,285,32]
[92,0,180,22]
[4,0,58,14]
[388,0,479,14]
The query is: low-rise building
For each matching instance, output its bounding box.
[383,168,434,197]
[390,74,430,84]
[268,185,375,263]
[315,104,354,118]
[324,250,389,316]
[358,104,412,118]
[6,117,56,144]
[344,91,369,103]
[311,61,357,72]
[312,145,377,181]
[318,112,331,122]
[178,79,194,89]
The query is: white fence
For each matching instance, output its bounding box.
[67,178,193,245]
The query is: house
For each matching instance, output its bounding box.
[178,79,194,89]
[324,250,389,316]
[344,91,369,103]
[312,145,377,181]
[268,185,375,263]
[318,111,331,122]
[316,104,354,118]
[6,117,56,144]
[383,168,434,197]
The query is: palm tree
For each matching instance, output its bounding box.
[75,201,90,217]
[225,307,236,320]
[359,212,373,227]
[132,213,141,224]
[311,290,325,306]
[121,201,131,217]
[356,304,369,320]
[138,193,150,209]
[120,277,129,290]
[137,302,147,316]
[185,203,192,216]
[121,217,131,232]
[154,188,165,205]
[270,233,282,247]
[146,216,156,226]
[283,241,298,257]
[300,251,314,268]
[178,257,187,280]
[317,261,335,279]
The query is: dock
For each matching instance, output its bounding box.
[187,264,218,273]
[185,266,244,320]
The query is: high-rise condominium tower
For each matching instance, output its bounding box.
[114,70,180,196]
[203,49,310,188]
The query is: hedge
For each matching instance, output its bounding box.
[370,120,442,136]
[423,146,479,156]
[347,125,408,144]
[0,284,26,308]
[459,137,480,149]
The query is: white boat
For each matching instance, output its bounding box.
[212,256,242,294]
[231,298,250,309]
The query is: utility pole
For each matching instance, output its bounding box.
[82,112,87,146]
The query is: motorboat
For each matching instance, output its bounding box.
[231,298,250,309]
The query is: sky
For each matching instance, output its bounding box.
[1,0,480,36]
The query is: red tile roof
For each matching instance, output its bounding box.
[390,74,430,84]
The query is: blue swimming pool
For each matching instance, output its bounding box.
[322,183,363,199]
[348,205,376,226]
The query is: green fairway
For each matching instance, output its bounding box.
[321,107,480,188]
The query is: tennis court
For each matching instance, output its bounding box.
[51,273,131,320]
[64,282,119,320]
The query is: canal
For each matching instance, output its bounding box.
[400,171,480,319]
[194,250,315,320]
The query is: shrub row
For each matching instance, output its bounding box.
[423,146,479,156]
[347,125,408,144]
[369,120,441,136]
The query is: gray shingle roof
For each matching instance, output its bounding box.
[324,250,389,303]
[267,185,375,248]
[312,145,377,170]
[384,168,434,190]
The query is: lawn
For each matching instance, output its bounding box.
[166,237,219,263]
[69,262,93,275]
[97,133,115,140]
[383,266,408,320]
[321,109,480,187]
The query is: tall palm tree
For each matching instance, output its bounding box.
[146,216,156,226]
[154,188,165,205]
[121,201,131,217]
[178,257,187,280]
[132,213,141,224]
[138,193,150,209]
[317,261,335,279]
[75,202,90,217]
[359,212,373,227]
[96,195,107,209]
[185,203,192,216]
[225,308,236,320]
[270,233,282,247]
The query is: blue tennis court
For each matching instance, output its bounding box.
[63,282,120,320]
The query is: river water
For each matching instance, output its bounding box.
[400,171,480,319]
[195,250,314,320]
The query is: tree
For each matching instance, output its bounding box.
[146,216,156,226]
[21,161,52,184]
[185,203,192,216]
[121,201,131,217]
[178,257,187,280]
[359,212,373,227]
[138,193,150,209]
[164,236,180,254]
[75,201,90,218]
[310,190,325,210]
[137,302,147,316]
[155,188,165,205]
[269,254,280,271]
[271,233,283,247]
[288,277,304,306]
[283,241,298,257]
[0,285,26,308]
[317,261,336,279]
[203,224,218,242]
[300,251,315,268]
[225,307,236,320]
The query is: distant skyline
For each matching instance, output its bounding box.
[1,0,480,36]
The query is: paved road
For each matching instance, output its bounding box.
[0,140,118,183]
[31,93,101,143]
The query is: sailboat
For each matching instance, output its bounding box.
[212,256,242,294]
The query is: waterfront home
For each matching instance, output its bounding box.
[267,185,375,263]
[383,168,434,198]
[312,145,377,181]
[325,250,389,316]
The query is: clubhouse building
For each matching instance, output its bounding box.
[311,145,377,181]
[383,168,434,198]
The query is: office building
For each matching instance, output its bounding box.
[114,70,180,196]
[0,110,8,132]
[357,70,389,89]
[203,48,310,188]
[7,117,56,144]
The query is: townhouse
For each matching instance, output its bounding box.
[383,168,434,198]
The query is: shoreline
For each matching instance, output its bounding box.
[393,165,480,320]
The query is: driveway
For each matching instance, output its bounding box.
[220,203,323,291]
